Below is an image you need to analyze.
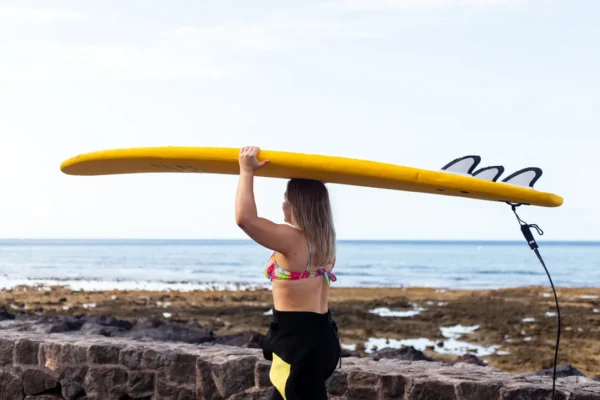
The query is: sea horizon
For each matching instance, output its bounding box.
[1,238,599,246]
[1,239,598,292]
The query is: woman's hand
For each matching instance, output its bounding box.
[239,146,269,173]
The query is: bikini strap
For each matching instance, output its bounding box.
[305,240,312,272]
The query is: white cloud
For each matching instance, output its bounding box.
[161,19,385,53]
[0,43,244,81]
[323,0,523,11]
[0,16,383,81]
[0,6,86,22]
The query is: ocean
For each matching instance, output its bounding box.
[0,239,598,291]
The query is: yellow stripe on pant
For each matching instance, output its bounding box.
[269,352,291,399]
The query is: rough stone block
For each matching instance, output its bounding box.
[500,385,569,400]
[326,369,348,396]
[379,373,410,399]
[60,366,88,400]
[165,353,197,386]
[406,379,458,400]
[255,360,271,388]
[211,355,257,398]
[196,357,220,400]
[87,343,123,365]
[14,339,40,365]
[60,343,87,365]
[155,380,195,400]
[228,387,277,400]
[0,370,24,400]
[141,348,172,370]
[127,371,155,398]
[346,369,379,399]
[456,381,502,400]
[84,366,128,400]
[22,368,59,396]
[39,343,62,373]
[0,338,15,367]
[119,347,143,370]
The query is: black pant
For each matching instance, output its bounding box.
[262,309,341,400]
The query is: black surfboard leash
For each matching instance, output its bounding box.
[507,202,561,400]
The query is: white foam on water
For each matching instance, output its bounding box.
[522,317,536,323]
[341,343,356,351]
[545,312,557,317]
[594,309,599,313]
[369,304,425,318]
[440,324,480,339]
[0,279,269,292]
[496,351,510,356]
[580,295,599,299]
[364,337,500,357]
[163,312,172,318]
[264,308,273,316]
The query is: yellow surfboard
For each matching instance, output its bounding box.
[60,147,563,208]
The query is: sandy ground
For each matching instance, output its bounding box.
[1,285,599,377]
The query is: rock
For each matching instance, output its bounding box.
[379,373,410,399]
[48,317,85,333]
[60,366,87,400]
[14,339,41,365]
[346,369,379,398]
[0,370,24,400]
[254,360,271,388]
[341,348,360,358]
[83,366,128,400]
[449,353,487,367]
[24,396,64,400]
[228,387,276,400]
[326,369,348,396]
[532,364,587,378]
[197,354,257,399]
[124,321,213,344]
[0,337,15,366]
[88,316,134,331]
[60,344,87,364]
[210,331,264,348]
[87,343,125,364]
[406,379,458,400]
[369,346,433,362]
[500,385,569,400]
[0,308,16,321]
[127,371,155,398]
[21,368,59,396]
[39,342,63,372]
[79,323,124,337]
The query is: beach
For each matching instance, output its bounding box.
[2,284,599,379]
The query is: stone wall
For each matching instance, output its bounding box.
[0,332,598,400]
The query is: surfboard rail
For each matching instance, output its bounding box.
[60,146,564,208]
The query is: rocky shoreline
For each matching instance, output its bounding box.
[1,284,600,379]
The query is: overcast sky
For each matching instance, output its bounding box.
[0,0,597,241]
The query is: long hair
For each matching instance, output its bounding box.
[286,178,336,267]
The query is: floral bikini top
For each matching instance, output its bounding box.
[264,242,337,286]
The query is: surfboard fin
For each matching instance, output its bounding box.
[472,166,505,182]
[441,155,481,175]
[502,167,543,188]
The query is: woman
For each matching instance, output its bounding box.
[235,146,341,400]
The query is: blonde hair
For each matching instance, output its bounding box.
[286,179,336,267]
